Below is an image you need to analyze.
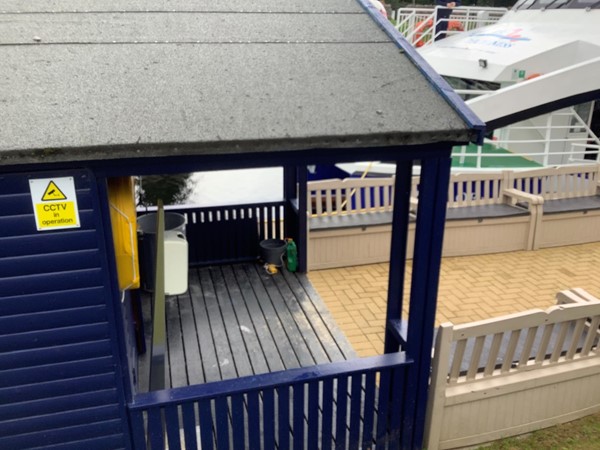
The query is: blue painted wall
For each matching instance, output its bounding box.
[0,170,131,449]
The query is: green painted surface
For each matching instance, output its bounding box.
[452,143,542,169]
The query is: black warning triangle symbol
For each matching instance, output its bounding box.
[41,181,67,201]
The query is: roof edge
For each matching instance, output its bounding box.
[356,0,486,144]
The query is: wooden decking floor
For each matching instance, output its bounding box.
[138,263,356,391]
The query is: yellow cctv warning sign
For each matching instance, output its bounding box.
[41,181,67,201]
[29,177,81,231]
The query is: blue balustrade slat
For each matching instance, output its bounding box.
[263,389,275,450]
[215,397,229,450]
[147,408,164,450]
[247,391,260,449]
[349,374,362,449]
[231,394,245,449]
[165,404,181,449]
[307,380,319,450]
[128,354,412,449]
[198,399,214,450]
[335,376,348,450]
[362,372,377,448]
[129,411,145,449]
[293,383,305,450]
[390,368,405,447]
[277,385,290,450]
[181,402,198,450]
[376,370,392,446]
[321,378,334,450]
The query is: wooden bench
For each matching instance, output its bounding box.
[425,289,600,450]
[510,164,600,249]
[413,171,542,256]
[307,176,416,270]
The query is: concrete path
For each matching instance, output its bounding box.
[308,242,600,357]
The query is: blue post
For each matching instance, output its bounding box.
[297,166,308,272]
[384,160,413,354]
[401,153,452,449]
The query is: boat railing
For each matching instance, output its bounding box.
[453,107,600,169]
[393,6,508,47]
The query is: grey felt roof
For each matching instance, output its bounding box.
[0,0,478,166]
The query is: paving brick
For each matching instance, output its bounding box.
[309,242,600,356]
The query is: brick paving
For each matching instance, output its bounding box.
[308,242,600,358]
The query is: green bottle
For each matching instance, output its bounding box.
[286,238,298,272]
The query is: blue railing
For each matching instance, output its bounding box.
[167,201,286,267]
[128,353,411,449]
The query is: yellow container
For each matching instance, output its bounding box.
[108,177,140,290]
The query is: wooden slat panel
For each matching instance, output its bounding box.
[502,329,522,372]
[321,378,334,450]
[581,316,600,356]
[165,404,182,450]
[361,372,376,449]
[0,419,124,449]
[293,383,305,450]
[215,397,230,450]
[277,386,290,450]
[0,268,104,297]
[349,374,362,448]
[565,319,586,360]
[0,323,109,353]
[0,373,116,404]
[335,376,348,449]
[308,381,320,450]
[0,389,117,422]
[231,394,245,449]
[484,332,504,376]
[248,391,260,449]
[181,402,198,450]
[0,305,106,336]
[199,399,215,450]
[0,340,111,371]
[263,389,275,450]
[0,356,115,388]
[0,286,107,316]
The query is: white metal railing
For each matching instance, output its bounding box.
[393,6,507,47]
[452,108,600,169]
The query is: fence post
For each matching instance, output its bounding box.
[149,200,166,391]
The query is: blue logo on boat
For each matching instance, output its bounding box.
[467,28,531,48]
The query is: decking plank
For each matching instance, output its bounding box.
[281,270,349,363]
[166,296,187,388]
[246,264,316,367]
[188,269,221,384]
[177,291,205,385]
[242,265,302,370]
[271,273,330,365]
[138,263,358,391]
[231,264,286,373]
[221,265,271,375]
[290,271,358,360]
[209,266,254,378]
[198,268,238,381]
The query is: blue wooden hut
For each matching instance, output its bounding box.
[0,1,483,449]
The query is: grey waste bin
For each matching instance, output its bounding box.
[259,239,287,266]
[137,212,187,292]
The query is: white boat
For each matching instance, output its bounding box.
[341,1,600,176]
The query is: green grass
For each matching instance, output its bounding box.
[476,412,600,449]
